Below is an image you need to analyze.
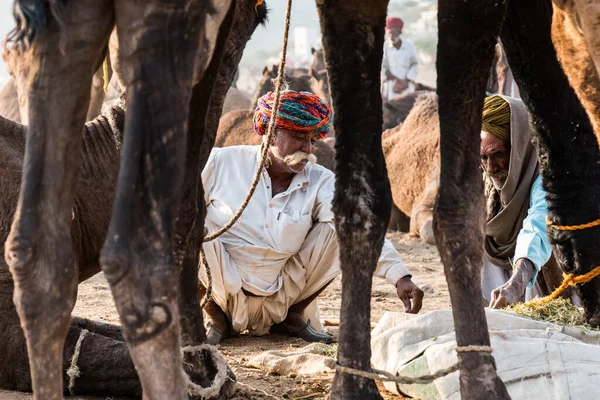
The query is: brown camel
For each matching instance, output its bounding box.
[383,92,439,244]
[1,0,266,398]
[0,79,20,122]
[215,109,335,171]
[222,88,252,114]
[250,63,331,109]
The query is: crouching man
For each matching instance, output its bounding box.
[201,90,424,344]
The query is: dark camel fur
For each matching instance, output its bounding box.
[316,1,393,398]
[1,0,266,398]
[215,109,336,171]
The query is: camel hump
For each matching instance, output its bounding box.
[385,90,440,218]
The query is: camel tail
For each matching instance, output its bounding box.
[4,0,66,53]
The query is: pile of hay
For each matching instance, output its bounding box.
[506,297,599,331]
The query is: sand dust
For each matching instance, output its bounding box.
[1,232,450,400]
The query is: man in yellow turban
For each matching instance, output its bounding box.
[480,95,576,308]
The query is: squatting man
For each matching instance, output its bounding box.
[200,90,425,344]
[480,95,577,308]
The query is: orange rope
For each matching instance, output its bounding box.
[546,217,600,231]
[255,0,263,14]
[526,265,600,305]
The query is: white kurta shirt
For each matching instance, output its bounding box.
[381,39,418,100]
[202,145,411,294]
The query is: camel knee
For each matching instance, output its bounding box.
[5,233,76,323]
[4,235,34,281]
[99,247,131,287]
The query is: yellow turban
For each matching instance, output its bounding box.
[482,95,510,142]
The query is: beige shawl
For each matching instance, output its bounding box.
[484,96,539,270]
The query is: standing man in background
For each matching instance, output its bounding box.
[381,16,419,100]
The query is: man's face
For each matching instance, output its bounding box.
[270,129,318,173]
[481,130,511,190]
[385,27,402,43]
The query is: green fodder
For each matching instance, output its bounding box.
[321,343,338,358]
[505,297,599,331]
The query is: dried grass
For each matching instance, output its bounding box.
[506,297,599,331]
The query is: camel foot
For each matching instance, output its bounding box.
[419,219,435,245]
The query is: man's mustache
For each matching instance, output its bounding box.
[486,169,508,189]
[283,151,317,166]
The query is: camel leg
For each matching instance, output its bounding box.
[176,0,236,348]
[435,0,510,398]
[99,1,232,398]
[500,0,600,325]
[3,2,114,399]
[388,203,410,232]
[317,1,390,398]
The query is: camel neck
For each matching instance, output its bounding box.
[79,102,125,180]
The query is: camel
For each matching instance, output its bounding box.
[222,88,252,114]
[0,79,20,122]
[250,63,331,109]
[383,92,439,244]
[1,0,266,398]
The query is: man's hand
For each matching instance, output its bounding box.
[489,259,536,309]
[396,276,424,314]
[393,78,409,94]
[385,69,397,81]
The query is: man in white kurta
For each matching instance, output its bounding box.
[200,91,424,344]
[381,17,419,100]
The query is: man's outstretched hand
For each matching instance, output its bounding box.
[489,258,535,309]
[396,276,424,314]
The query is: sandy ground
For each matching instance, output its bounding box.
[0,231,450,400]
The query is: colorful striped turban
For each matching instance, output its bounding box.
[482,95,511,142]
[253,90,333,139]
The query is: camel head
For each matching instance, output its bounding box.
[309,67,331,105]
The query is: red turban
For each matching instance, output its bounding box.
[386,17,404,30]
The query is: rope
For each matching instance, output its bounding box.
[332,345,492,385]
[203,0,292,243]
[66,329,89,396]
[254,0,264,15]
[546,217,600,231]
[199,247,213,308]
[526,265,600,306]
[182,344,229,398]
